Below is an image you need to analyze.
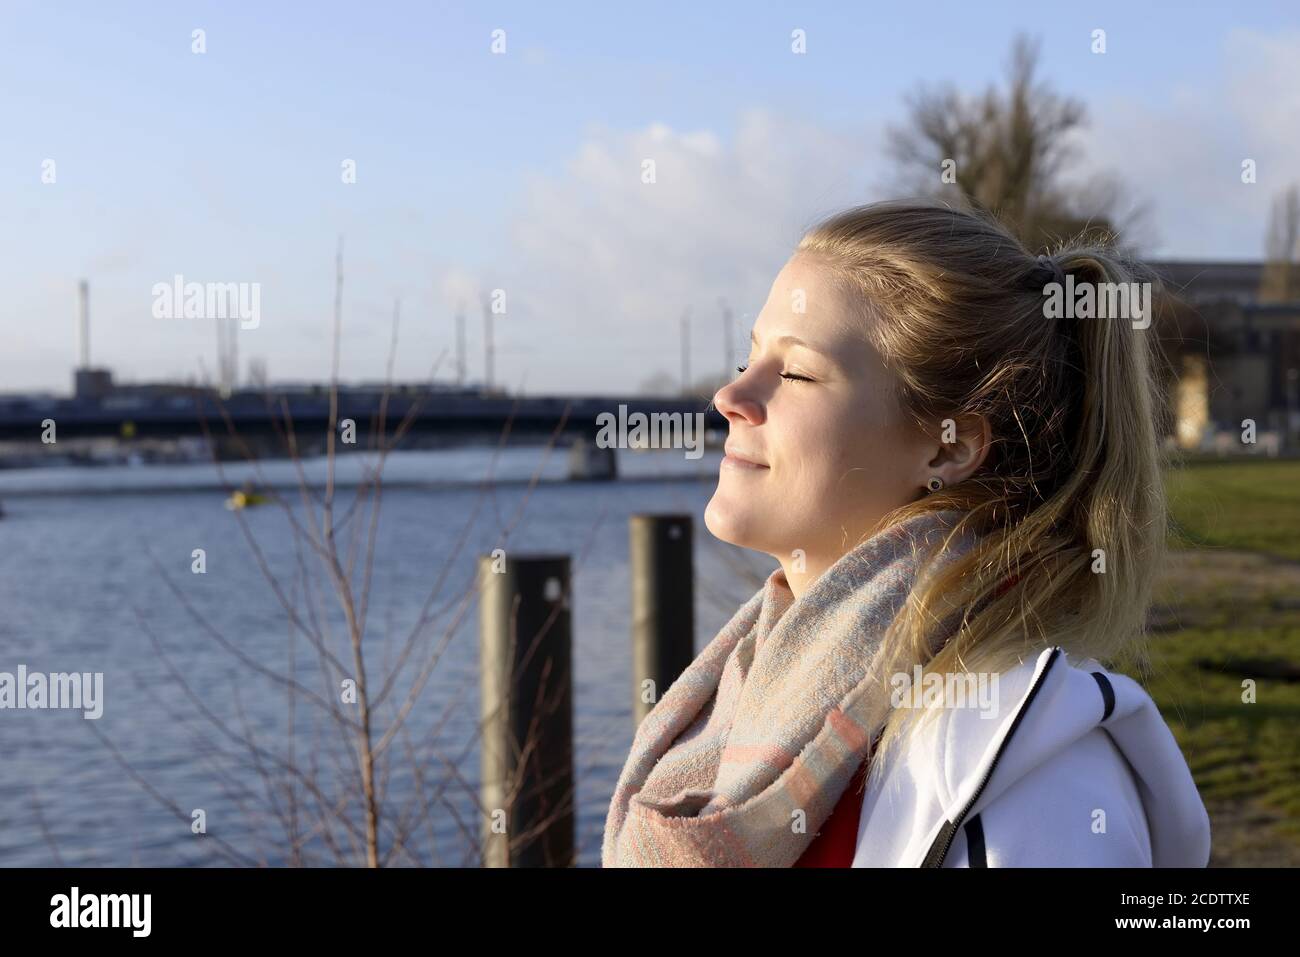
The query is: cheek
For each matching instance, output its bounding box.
[798,402,914,496]
[767,407,834,488]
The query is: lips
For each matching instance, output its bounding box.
[722,445,769,469]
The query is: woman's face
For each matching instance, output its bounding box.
[705,254,931,579]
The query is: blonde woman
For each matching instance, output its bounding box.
[602,199,1211,868]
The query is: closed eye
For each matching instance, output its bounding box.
[735,365,815,383]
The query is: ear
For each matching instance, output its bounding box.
[919,413,991,491]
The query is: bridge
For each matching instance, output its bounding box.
[0,387,727,445]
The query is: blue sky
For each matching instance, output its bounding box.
[3,1,1299,394]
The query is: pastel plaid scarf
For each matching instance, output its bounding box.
[602,509,974,867]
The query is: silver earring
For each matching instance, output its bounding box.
[926,477,944,493]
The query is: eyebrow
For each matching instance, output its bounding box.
[750,331,823,352]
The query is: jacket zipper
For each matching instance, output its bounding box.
[919,647,1061,867]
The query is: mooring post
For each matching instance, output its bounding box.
[567,437,618,480]
[478,553,575,867]
[630,514,695,727]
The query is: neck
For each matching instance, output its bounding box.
[777,554,833,600]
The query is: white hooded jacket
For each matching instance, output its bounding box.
[851,646,1212,867]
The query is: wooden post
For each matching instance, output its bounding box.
[630,514,695,727]
[568,436,618,480]
[479,553,574,867]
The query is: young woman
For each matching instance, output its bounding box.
[602,199,1211,868]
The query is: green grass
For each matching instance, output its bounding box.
[1166,458,1300,560]
[1151,458,1300,863]
[1145,625,1300,844]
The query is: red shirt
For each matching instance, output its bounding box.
[792,755,871,867]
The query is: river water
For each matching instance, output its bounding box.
[0,448,769,867]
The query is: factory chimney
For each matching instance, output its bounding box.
[72,279,113,399]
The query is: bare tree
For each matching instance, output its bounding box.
[638,370,679,396]
[1261,184,1300,302]
[887,34,1149,251]
[66,242,620,868]
[247,357,269,390]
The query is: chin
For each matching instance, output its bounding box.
[703,493,746,547]
[704,491,773,554]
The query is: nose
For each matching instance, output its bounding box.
[712,373,765,427]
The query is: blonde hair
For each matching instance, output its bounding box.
[795,199,1171,758]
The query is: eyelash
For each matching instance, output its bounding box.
[735,364,814,383]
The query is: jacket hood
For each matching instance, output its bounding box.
[853,646,1212,867]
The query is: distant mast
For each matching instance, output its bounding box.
[455,304,466,387]
[77,279,89,368]
[680,308,691,396]
[481,293,494,392]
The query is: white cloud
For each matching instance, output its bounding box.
[437,109,880,393]
[1078,29,1300,260]
[1225,29,1300,164]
